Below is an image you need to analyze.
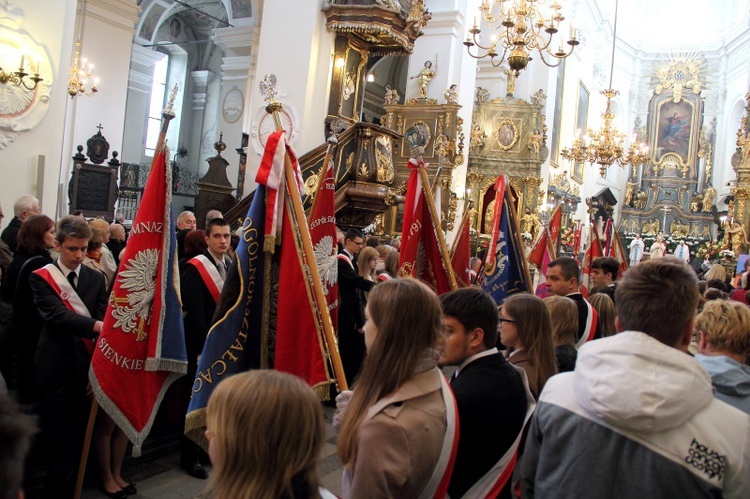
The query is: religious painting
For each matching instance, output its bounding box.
[571,81,589,183]
[494,119,518,150]
[404,120,431,154]
[549,60,566,166]
[656,99,693,162]
[140,4,165,41]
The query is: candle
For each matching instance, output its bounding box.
[20,54,25,70]
[35,58,40,74]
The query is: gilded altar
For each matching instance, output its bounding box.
[380,100,464,234]
[465,91,547,236]
[619,58,714,243]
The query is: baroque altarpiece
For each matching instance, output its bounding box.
[619,59,716,251]
[465,84,548,248]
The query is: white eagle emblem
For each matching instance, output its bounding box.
[111,249,159,341]
[314,235,337,294]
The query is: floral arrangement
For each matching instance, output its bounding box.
[719,249,736,260]
[521,232,533,243]
[696,240,722,261]
[560,226,575,249]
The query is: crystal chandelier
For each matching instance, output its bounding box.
[464,0,579,76]
[560,0,647,177]
[67,41,99,98]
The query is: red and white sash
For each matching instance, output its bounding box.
[418,374,460,499]
[187,255,224,303]
[462,365,536,498]
[33,263,94,353]
[576,300,598,349]
[337,253,354,270]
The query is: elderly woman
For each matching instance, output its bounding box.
[694,300,750,414]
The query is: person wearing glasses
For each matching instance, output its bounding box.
[499,294,557,400]
[337,228,375,386]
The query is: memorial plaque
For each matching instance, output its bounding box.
[69,162,119,219]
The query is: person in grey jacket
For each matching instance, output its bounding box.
[694,299,750,415]
[521,257,750,499]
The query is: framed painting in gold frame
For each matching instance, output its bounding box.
[571,80,589,183]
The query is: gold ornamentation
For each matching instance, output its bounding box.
[358,162,369,178]
[375,135,395,182]
[494,119,518,151]
[655,56,703,103]
[406,98,437,105]
[345,152,355,173]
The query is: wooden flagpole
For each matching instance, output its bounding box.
[266,101,348,392]
[416,158,458,290]
[450,200,473,258]
[506,183,533,289]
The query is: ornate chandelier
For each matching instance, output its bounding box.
[67,41,99,98]
[463,0,579,76]
[560,0,647,177]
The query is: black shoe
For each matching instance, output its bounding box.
[122,483,137,495]
[182,462,208,479]
[99,484,128,499]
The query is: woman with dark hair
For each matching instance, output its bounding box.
[338,279,457,498]
[500,294,558,399]
[2,214,55,401]
[178,229,207,276]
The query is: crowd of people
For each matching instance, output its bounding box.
[1,199,749,498]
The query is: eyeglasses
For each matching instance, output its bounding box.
[498,317,516,324]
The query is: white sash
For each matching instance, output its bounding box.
[576,300,597,349]
[337,253,354,269]
[188,255,224,301]
[417,373,459,499]
[462,365,536,498]
[36,263,91,318]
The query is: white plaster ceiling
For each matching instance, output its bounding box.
[593,0,750,49]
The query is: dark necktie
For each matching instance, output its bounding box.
[450,370,458,382]
[67,271,77,291]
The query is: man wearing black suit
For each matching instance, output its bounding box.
[336,228,374,386]
[30,216,107,498]
[179,217,232,478]
[440,287,527,499]
[546,256,601,345]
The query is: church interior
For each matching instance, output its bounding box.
[3,0,750,258]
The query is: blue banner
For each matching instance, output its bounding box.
[185,186,266,444]
[481,195,530,305]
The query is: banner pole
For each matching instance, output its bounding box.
[450,200,473,259]
[74,399,99,499]
[416,159,458,290]
[266,101,348,392]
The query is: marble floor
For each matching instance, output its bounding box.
[81,405,344,498]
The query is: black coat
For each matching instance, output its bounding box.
[449,352,528,499]
[2,250,52,400]
[336,250,374,333]
[0,216,21,252]
[567,292,602,342]
[30,264,108,391]
[180,251,231,370]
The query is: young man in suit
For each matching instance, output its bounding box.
[179,217,232,478]
[336,228,374,386]
[30,215,108,498]
[439,287,528,498]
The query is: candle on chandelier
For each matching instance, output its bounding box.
[20,54,25,70]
